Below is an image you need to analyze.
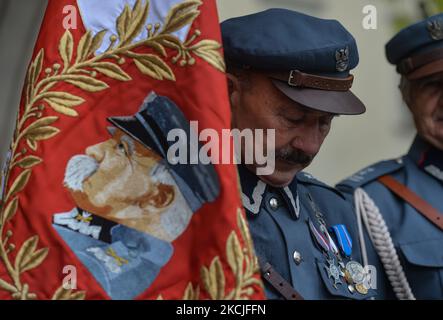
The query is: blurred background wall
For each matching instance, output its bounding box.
[0,0,47,175]
[0,0,441,185]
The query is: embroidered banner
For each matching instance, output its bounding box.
[0,0,264,300]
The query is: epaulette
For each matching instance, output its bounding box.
[336,158,405,192]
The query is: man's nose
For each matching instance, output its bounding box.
[290,129,322,156]
[86,143,106,162]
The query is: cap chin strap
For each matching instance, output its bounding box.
[269,70,354,91]
[397,47,443,76]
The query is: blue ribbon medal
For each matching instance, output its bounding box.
[330,224,353,257]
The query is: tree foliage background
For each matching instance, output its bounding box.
[388,0,443,31]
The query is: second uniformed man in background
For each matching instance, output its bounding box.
[221,9,379,299]
[338,13,443,300]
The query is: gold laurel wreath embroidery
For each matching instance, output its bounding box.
[0,0,225,300]
[157,209,263,300]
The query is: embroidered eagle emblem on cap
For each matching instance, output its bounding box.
[335,47,349,72]
[427,19,443,40]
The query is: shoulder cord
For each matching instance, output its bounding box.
[354,188,415,300]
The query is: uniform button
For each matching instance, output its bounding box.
[269,197,279,210]
[293,250,302,265]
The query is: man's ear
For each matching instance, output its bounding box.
[139,183,175,210]
[399,76,413,110]
[226,73,242,108]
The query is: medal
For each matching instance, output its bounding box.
[306,193,349,290]
[343,268,357,293]
[348,284,355,294]
[343,269,353,284]
[325,259,342,289]
[355,283,368,295]
[330,224,353,257]
[345,261,366,284]
[308,219,330,253]
[307,194,342,258]
[324,229,340,256]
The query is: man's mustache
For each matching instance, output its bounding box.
[64,155,99,192]
[275,147,314,166]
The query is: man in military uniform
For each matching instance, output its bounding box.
[337,14,443,300]
[221,9,378,299]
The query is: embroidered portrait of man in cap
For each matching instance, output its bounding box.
[52,92,220,299]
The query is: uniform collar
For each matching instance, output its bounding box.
[238,164,300,219]
[53,208,172,263]
[407,135,431,164]
[408,135,443,182]
[53,207,117,242]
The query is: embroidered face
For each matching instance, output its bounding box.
[63,127,191,242]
